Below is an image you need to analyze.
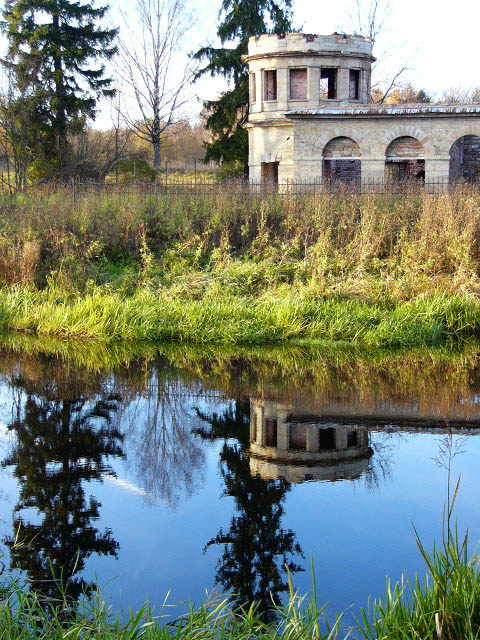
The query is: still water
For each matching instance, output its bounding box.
[0,343,480,621]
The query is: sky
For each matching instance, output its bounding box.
[106,0,480,129]
[3,0,480,128]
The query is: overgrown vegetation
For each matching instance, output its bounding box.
[0,185,479,345]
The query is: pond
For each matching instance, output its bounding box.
[0,340,480,625]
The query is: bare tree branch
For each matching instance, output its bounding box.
[116,0,198,170]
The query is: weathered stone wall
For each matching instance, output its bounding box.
[288,114,480,182]
[245,32,480,184]
[245,32,374,126]
[323,136,361,158]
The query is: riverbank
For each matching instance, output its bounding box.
[0,286,479,347]
[1,185,480,346]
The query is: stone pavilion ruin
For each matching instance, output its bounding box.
[243,33,480,186]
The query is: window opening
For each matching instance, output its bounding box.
[265,418,277,447]
[349,69,360,100]
[289,424,307,450]
[264,70,277,101]
[261,162,279,184]
[347,431,358,448]
[319,428,335,450]
[320,68,337,99]
[290,68,307,99]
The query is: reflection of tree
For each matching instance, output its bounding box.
[124,373,206,508]
[196,400,304,618]
[3,382,124,604]
[363,432,401,492]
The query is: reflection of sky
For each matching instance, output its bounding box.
[0,374,480,624]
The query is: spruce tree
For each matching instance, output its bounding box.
[2,0,118,178]
[193,0,293,175]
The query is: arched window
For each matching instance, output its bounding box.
[322,136,361,185]
[449,135,480,183]
[385,137,425,183]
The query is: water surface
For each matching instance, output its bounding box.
[0,342,479,622]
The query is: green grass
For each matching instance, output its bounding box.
[2,529,480,640]
[1,185,480,346]
[0,286,478,347]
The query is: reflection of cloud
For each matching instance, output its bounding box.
[103,474,148,498]
[0,420,10,442]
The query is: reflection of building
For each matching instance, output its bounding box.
[248,399,372,484]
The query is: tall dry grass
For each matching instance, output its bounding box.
[0,184,478,296]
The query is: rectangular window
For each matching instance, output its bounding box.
[289,424,307,450]
[264,69,277,101]
[320,68,337,99]
[349,69,360,100]
[265,418,277,447]
[261,161,279,184]
[319,427,335,450]
[347,431,358,448]
[250,73,256,103]
[289,68,307,99]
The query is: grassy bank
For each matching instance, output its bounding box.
[1,530,480,640]
[1,185,480,345]
[1,285,480,347]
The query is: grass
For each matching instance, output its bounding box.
[1,184,480,345]
[0,287,477,347]
[1,528,480,639]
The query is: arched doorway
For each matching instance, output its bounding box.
[385,137,425,183]
[449,135,480,183]
[322,137,361,185]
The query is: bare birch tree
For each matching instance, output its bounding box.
[117,0,197,171]
[344,0,410,103]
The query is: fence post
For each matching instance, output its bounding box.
[71,176,75,209]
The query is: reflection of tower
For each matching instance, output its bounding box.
[249,399,373,484]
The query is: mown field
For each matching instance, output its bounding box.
[0,183,480,346]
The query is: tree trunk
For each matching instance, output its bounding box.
[52,13,68,177]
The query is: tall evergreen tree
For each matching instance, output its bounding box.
[2,0,118,178]
[193,0,293,175]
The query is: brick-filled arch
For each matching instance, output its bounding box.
[323,136,361,158]
[385,136,425,182]
[323,136,361,185]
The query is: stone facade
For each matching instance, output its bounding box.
[243,33,480,184]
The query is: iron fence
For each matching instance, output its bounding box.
[8,176,480,199]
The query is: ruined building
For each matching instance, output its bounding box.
[244,33,480,185]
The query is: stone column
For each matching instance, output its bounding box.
[308,67,320,107]
[335,428,348,450]
[277,409,289,452]
[293,159,323,183]
[361,157,385,183]
[306,427,319,452]
[276,68,288,112]
[253,72,262,113]
[425,156,450,185]
[337,67,350,101]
